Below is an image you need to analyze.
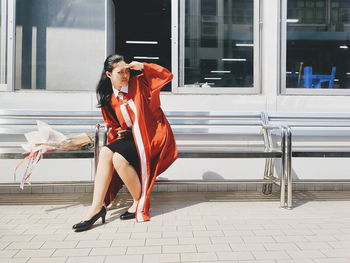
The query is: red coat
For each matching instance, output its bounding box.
[101,63,178,222]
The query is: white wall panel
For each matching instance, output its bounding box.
[291,158,350,180]
[160,94,267,112]
[262,0,279,112]
[159,159,266,180]
[0,92,94,110]
[277,96,350,113]
[1,159,92,183]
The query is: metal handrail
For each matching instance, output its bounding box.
[0,109,262,118]
[269,113,350,119]
[0,110,102,117]
[267,121,350,128]
[269,114,350,210]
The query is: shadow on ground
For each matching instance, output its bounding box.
[1,191,350,216]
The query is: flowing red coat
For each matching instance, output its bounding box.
[101,63,178,222]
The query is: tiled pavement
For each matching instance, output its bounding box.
[1,191,350,263]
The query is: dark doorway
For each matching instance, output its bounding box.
[113,0,172,91]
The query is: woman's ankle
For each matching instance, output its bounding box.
[91,203,104,210]
[83,205,103,220]
[127,200,139,213]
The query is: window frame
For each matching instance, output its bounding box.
[279,0,350,96]
[172,0,261,94]
[0,0,6,90]
[0,0,15,92]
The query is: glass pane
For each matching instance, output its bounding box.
[286,0,350,89]
[181,0,254,88]
[15,0,105,90]
[114,0,171,91]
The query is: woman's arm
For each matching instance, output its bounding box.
[126,61,173,92]
[125,61,144,71]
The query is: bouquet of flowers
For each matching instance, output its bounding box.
[14,120,92,189]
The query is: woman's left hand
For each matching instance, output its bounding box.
[125,61,144,71]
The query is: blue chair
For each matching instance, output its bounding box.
[302,66,336,89]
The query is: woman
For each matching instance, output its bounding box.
[72,54,178,231]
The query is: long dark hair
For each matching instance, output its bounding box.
[96,54,125,108]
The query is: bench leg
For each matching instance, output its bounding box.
[286,127,293,209]
[280,158,286,208]
[262,158,272,195]
[280,127,287,208]
[94,124,101,176]
[268,158,275,194]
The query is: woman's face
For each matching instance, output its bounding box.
[106,61,130,89]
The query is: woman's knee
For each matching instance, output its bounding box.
[99,146,113,161]
[112,152,129,172]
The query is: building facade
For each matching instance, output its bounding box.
[1,0,350,183]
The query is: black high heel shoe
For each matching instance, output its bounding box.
[120,210,135,220]
[72,206,106,232]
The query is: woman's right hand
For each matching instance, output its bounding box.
[125,61,144,71]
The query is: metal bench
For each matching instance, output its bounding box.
[102,111,288,206]
[0,110,287,207]
[267,113,350,209]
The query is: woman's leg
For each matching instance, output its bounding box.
[83,146,114,220]
[112,153,141,212]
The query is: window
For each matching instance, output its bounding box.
[114,0,171,91]
[281,0,350,94]
[177,0,260,93]
[15,0,105,91]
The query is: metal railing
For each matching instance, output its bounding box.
[268,113,350,209]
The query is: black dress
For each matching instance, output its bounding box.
[106,131,141,176]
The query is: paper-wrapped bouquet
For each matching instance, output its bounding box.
[15,121,93,189]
